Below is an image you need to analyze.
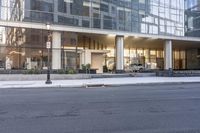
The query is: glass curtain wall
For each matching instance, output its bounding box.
[185,0,200,37]
[0,0,184,36]
[173,50,186,69]
[0,26,109,70]
[0,26,49,70]
[128,48,164,70]
[122,48,185,71]
[0,25,187,70]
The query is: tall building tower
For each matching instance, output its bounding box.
[185,0,200,37]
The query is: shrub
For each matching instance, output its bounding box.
[25,68,40,74]
[103,65,108,72]
[81,64,86,70]
[33,69,40,74]
[57,69,66,74]
[86,64,91,70]
[67,68,76,74]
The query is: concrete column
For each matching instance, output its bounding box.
[52,31,61,69]
[66,2,71,15]
[53,0,58,23]
[89,0,93,28]
[80,50,91,68]
[145,49,150,69]
[115,36,124,73]
[164,40,173,70]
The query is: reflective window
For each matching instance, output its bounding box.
[0,0,185,36]
[185,0,200,37]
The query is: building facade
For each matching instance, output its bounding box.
[185,0,200,37]
[0,0,200,73]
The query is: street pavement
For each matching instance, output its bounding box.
[0,83,200,133]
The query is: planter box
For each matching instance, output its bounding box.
[78,69,97,74]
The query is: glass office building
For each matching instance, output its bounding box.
[0,0,199,73]
[185,0,200,37]
[0,0,185,35]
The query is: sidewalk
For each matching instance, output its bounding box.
[0,77,200,89]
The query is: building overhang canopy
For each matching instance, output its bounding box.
[0,20,200,42]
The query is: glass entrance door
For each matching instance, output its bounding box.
[63,51,79,70]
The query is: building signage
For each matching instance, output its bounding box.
[46,41,51,49]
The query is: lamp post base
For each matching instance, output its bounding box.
[45,80,52,84]
[45,69,52,84]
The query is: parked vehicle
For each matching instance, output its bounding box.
[129,63,145,72]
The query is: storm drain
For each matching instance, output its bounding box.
[84,84,106,88]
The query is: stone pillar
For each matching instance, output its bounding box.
[52,31,61,69]
[115,36,124,73]
[164,40,173,70]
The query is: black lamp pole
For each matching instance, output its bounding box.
[45,23,52,84]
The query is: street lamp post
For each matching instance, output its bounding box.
[45,23,52,84]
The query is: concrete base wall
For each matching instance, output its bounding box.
[0,74,92,81]
[0,73,156,81]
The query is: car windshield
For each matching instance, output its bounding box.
[130,64,142,66]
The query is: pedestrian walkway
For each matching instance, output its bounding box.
[0,77,200,88]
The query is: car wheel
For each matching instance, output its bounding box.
[139,68,143,72]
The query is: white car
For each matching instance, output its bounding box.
[129,63,145,72]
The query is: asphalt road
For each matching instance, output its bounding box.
[1,83,200,133]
